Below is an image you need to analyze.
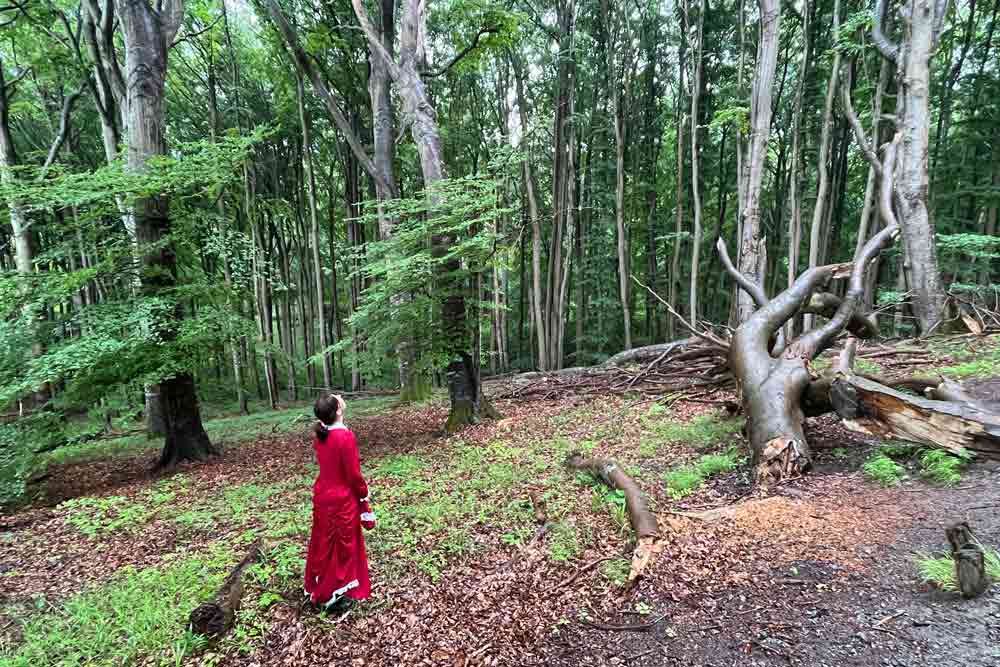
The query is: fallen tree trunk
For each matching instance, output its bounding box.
[831,374,1000,458]
[603,339,694,367]
[565,452,661,582]
[189,540,263,637]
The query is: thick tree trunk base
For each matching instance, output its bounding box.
[156,373,218,470]
[145,385,166,439]
[189,540,263,636]
[443,355,500,433]
[564,452,661,582]
[831,374,1000,458]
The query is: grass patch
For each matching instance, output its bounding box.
[600,557,631,586]
[663,449,741,500]
[916,547,1000,593]
[1,547,235,667]
[642,411,744,455]
[937,334,1000,379]
[862,454,905,487]
[880,441,919,459]
[919,449,969,486]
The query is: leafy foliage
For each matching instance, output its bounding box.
[862,455,905,487]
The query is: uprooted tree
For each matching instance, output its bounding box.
[718,135,1000,482]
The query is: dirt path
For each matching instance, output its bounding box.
[541,465,1000,667]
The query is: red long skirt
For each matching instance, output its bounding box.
[304,498,371,606]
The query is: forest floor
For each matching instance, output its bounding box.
[1,334,999,667]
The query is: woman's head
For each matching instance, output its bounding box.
[313,393,346,441]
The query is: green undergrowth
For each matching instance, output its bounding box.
[936,334,1000,379]
[639,407,744,457]
[916,545,1000,593]
[662,449,742,500]
[0,543,238,667]
[869,442,971,486]
[361,436,589,581]
[862,454,906,487]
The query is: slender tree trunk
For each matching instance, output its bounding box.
[736,0,782,324]
[687,0,704,325]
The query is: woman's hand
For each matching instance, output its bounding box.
[360,499,376,530]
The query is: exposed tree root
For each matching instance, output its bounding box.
[564,452,662,582]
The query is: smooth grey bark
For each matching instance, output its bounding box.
[686,0,705,324]
[736,0,782,324]
[353,0,499,429]
[118,0,215,467]
[874,0,951,334]
[804,0,841,331]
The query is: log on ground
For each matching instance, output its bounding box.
[189,540,263,636]
[831,374,1000,458]
[564,452,661,582]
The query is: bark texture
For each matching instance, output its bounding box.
[189,541,263,636]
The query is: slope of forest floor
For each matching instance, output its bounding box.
[1,334,999,666]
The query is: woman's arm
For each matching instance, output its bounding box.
[344,431,370,502]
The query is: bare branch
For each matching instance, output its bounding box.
[793,223,899,359]
[872,0,900,62]
[879,133,901,229]
[162,0,185,47]
[265,0,394,197]
[170,13,223,49]
[837,337,858,374]
[423,25,499,78]
[40,80,88,174]
[801,292,879,339]
[840,64,882,177]
[631,276,729,350]
[715,237,769,310]
[351,0,401,80]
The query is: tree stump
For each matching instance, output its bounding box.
[946,522,990,599]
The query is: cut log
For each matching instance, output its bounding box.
[189,540,263,636]
[831,374,1000,458]
[564,452,661,582]
[946,522,990,599]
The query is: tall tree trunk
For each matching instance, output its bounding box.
[353,0,499,430]
[511,53,548,371]
[119,0,215,467]
[686,0,704,325]
[874,0,950,334]
[297,72,333,389]
[736,0,782,324]
[803,0,841,331]
[785,0,811,339]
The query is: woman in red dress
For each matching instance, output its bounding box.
[304,393,375,610]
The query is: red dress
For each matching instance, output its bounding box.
[304,425,372,606]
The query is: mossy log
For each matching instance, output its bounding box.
[188,540,263,637]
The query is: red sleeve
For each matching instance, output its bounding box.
[343,431,369,502]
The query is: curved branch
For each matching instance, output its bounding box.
[879,133,901,229]
[873,0,900,62]
[793,223,900,359]
[801,292,879,339]
[840,65,882,177]
[351,0,401,80]
[716,237,768,310]
[423,26,499,78]
[266,0,394,197]
[40,81,88,174]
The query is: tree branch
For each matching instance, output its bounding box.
[800,292,879,339]
[872,0,900,62]
[170,13,223,49]
[423,25,499,78]
[265,0,394,197]
[40,80,88,174]
[351,0,401,80]
[716,237,769,310]
[840,64,882,177]
[879,133,901,229]
[161,0,185,48]
[791,222,899,359]
[932,0,952,47]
